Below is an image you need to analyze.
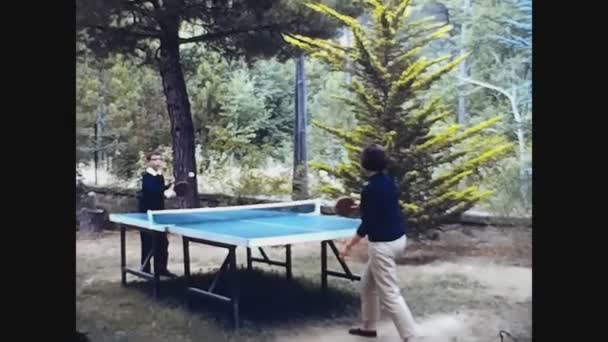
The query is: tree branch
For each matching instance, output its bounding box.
[94,25,160,39]
[126,0,149,5]
[458,77,527,169]
[178,24,281,45]
[150,0,160,10]
[458,77,513,102]
[458,76,521,126]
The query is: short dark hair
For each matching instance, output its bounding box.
[146,150,163,161]
[361,144,388,171]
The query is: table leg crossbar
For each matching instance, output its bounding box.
[246,245,292,279]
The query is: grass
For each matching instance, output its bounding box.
[78,268,359,341]
[129,269,359,328]
[77,227,532,341]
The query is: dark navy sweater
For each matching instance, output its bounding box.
[356,173,407,242]
[139,172,170,212]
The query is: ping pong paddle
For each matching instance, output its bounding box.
[173,181,189,197]
[335,197,359,216]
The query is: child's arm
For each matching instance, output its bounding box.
[340,187,369,258]
[339,234,363,259]
[160,175,176,198]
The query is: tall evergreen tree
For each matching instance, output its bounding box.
[285,0,512,233]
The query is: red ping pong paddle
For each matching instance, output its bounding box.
[335,197,359,216]
[174,181,189,197]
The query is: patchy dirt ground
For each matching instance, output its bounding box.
[77,225,531,342]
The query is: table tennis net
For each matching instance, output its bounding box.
[149,202,317,225]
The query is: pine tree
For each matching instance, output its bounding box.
[76,55,172,179]
[284,0,512,233]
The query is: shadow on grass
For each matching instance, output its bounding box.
[128,268,360,329]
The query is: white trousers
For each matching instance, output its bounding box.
[360,235,417,339]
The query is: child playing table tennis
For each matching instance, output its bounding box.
[139,150,177,278]
[339,144,417,341]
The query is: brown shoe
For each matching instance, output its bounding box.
[348,328,377,338]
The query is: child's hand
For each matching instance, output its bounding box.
[164,184,177,199]
[339,244,352,259]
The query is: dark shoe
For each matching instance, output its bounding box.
[348,328,377,338]
[159,270,178,278]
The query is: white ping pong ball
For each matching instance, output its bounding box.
[188,172,195,177]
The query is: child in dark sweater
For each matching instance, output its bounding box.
[340,144,417,341]
[139,151,176,277]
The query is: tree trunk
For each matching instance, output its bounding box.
[343,28,353,84]
[509,84,527,184]
[457,60,468,124]
[457,0,471,124]
[158,17,199,208]
[94,68,106,185]
[292,54,309,200]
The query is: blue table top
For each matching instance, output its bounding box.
[110,211,361,247]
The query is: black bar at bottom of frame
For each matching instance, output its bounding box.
[187,287,232,303]
[325,270,362,281]
[124,268,155,280]
[249,257,288,267]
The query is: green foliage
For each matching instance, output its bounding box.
[76,167,84,187]
[77,0,365,205]
[76,55,171,178]
[77,0,363,63]
[227,169,292,198]
[77,34,357,183]
[218,66,271,161]
[477,156,532,217]
[249,58,297,149]
[75,0,530,220]
[418,0,532,216]
[188,53,288,171]
[422,0,532,141]
[187,51,349,171]
[76,61,100,162]
[285,0,512,232]
[309,70,356,164]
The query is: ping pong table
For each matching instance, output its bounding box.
[109,199,362,328]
